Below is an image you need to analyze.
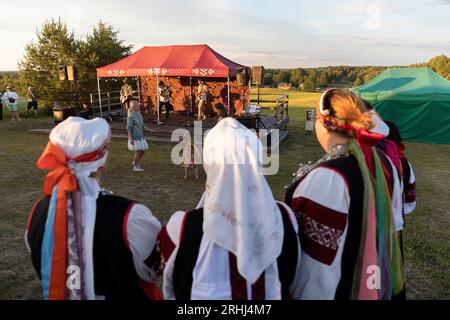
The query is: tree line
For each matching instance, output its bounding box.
[1,19,131,110]
[2,18,450,110]
[264,54,450,91]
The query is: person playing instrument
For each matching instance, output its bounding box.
[213,102,228,125]
[197,80,208,121]
[25,116,162,300]
[120,78,134,110]
[2,85,20,121]
[26,86,39,118]
[285,89,405,300]
[158,81,172,121]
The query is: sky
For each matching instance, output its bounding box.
[1,0,450,70]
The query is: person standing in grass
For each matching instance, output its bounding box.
[377,120,416,284]
[180,133,199,180]
[127,100,150,172]
[0,91,3,121]
[2,85,20,121]
[26,86,39,118]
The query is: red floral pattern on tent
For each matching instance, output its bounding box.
[96,45,248,78]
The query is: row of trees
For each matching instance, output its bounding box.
[5,18,450,107]
[264,66,386,90]
[264,55,450,90]
[16,19,132,108]
[0,72,21,94]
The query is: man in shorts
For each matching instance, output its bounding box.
[26,86,38,118]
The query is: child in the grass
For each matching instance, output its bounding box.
[127,100,151,172]
[180,134,199,179]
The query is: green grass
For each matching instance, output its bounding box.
[1,97,48,119]
[0,89,449,299]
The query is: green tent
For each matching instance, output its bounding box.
[352,67,450,144]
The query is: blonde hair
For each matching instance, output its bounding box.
[319,89,374,133]
[129,100,140,111]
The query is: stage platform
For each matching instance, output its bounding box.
[28,112,289,145]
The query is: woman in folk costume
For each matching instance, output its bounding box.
[377,120,416,297]
[25,117,162,300]
[380,120,416,217]
[365,108,412,300]
[366,104,416,240]
[285,89,405,300]
[365,101,408,235]
[159,117,302,300]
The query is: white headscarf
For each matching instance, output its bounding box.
[197,117,283,284]
[49,116,110,299]
[369,110,390,137]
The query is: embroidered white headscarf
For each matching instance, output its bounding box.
[197,117,283,284]
[49,116,110,299]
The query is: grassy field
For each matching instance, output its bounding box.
[0,89,449,299]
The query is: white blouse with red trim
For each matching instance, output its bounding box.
[161,202,303,300]
[290,166,350,300]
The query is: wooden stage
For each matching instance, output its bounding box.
[29,111,289,145]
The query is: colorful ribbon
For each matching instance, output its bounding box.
[349,131,405,300]
[37,142,78,299]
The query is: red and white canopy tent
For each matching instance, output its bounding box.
[96,44,250,122]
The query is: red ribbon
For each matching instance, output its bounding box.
[397,142,406,160]
[354,129,385,175]
[37,142,79,299]
[354,129,384,147]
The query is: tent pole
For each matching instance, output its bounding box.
[156,74,160,124]
[97,77,102,118]
[190,77,192,117]
[227,77,230,115]
[137,76,141,104]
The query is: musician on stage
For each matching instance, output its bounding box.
[158,81,172,121]
[120,78,134,110]
[197,80,208,121]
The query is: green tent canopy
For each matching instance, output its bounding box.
[352,67,450,144]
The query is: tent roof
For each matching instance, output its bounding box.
[96,44,248,78]
[352,67,450,102]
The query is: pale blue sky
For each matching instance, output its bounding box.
[1,0,450,70]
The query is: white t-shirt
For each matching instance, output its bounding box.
[2,91,19,105]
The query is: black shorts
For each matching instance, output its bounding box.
[27,101,38,110]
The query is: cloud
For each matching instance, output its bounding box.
[2,0,450,69]
[430,0,450,5]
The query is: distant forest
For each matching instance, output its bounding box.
[2,54,450,96]
[263,54,450,91]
